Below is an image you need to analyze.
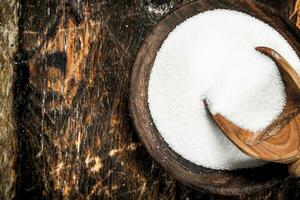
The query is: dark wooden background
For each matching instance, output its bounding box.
[1,0,300,199]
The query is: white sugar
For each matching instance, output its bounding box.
[148,9,300,170]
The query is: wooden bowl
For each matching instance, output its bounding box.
[130,0,300,195]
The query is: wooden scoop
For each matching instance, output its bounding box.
[204,46,300,177]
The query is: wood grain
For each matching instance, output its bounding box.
[0,0,19,199]
[16,1,178,199]
[7,0,300,199]
[289,0,300,27]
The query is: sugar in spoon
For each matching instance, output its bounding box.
[205,46,300,177]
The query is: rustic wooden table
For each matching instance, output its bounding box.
[1,0,300,199]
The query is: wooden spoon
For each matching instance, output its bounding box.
[204,46,300,177]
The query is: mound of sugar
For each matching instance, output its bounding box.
[148,9,300,170]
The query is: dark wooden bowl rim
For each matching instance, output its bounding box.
[130,0,300,195]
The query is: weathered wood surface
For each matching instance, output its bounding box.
[0,0,19,199]
[7,0,300,199]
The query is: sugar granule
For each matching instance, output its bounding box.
[148,9,300,170]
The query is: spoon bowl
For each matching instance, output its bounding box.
[205,47,300,177]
